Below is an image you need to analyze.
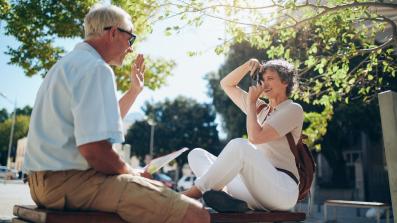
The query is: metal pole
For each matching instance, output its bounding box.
[7,101,16,168]
[147,117,156,156]
[149,124,155,155]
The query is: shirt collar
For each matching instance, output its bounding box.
[274,99,292,111]
[74,42,103,61]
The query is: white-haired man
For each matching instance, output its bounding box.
[24,4,210,223]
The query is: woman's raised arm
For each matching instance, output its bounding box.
[220,59,261,113]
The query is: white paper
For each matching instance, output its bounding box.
[144,148,189,174]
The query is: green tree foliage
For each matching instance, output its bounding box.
[2,0,94,77]
[15,105,32,116]
[0,0,9,20]
[0,108,8,123]
[125,96,220,165]
[157,0,397,146]
[2,0,397,146]
[0,115,30,165]
[0,0,176,91]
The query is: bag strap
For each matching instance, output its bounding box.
[257,102,300,167]
[256,103,268,114]
[257,102,299,159]
[286,133,299,160]
[257,102,302,185]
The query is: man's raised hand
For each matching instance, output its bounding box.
[130,54,145,93]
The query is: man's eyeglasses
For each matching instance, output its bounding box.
[104,26,136,46]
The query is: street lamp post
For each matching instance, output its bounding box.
[7,102,16,168]
[0,93,17,168]
[147,119,156,156]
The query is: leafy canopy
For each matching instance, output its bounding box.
[166,0,397,147]
[2,0,397,146]
[0,114,30,165]
[0,0,177,91]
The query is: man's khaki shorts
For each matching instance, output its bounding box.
[28,169,190,223]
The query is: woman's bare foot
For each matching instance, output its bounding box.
[182,185,203,199]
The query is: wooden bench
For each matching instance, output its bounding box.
[324,200,391,223]
[210,211,305,222]
[12,205,126,223]
[13,205,306,223]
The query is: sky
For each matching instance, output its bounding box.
[0,16,227,116]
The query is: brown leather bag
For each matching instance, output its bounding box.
[286,133,316,201]
[257,103,316,201]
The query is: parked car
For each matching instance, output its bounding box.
[177,175,196,191]
[9,169,19,179]
[153,173,176,190]
[0,166,18,180]
[0,166,8,179]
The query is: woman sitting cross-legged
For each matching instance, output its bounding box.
[182,58,304,212]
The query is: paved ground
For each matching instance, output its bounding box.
[0,180,35,222]
[296,203,392,223]
[0,180,393,222]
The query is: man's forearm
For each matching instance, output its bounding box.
[119,89,140,119]
[94,148,131,175]
[79,140,136,175]
[94,150,142,176]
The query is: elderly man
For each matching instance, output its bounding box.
[24,4,209,223]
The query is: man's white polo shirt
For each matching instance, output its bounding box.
[24,42,124,171]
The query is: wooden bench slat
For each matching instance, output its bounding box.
[13,205,127,223]
[210,211,306,223]
[12,218,32,223]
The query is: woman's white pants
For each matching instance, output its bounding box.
[188,138,299,211]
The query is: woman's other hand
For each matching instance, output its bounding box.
[247,58,262,77]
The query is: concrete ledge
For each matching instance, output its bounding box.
[324,200,390,223]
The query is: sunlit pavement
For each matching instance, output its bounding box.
[0,180,34,222]
[296,203,392,223]
[0,181,393,223]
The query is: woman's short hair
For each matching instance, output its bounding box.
[84,4,133,40]
[262,59,298,97]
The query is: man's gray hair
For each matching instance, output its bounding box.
[262,59,298,97]
[84,4,133,40]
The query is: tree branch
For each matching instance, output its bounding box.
[379,15,397,47]
[346,55,370,78]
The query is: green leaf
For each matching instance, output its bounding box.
[187,51,197,57]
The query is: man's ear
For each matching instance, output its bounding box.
[103,26,117,41]
[110,27,117,39]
